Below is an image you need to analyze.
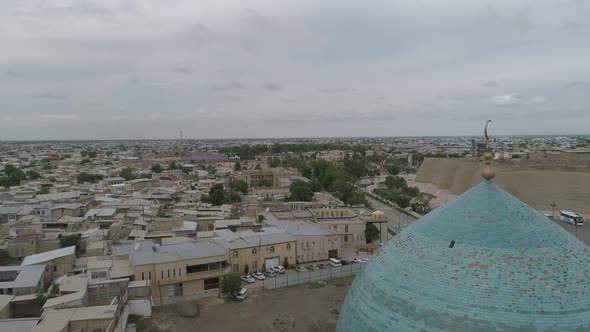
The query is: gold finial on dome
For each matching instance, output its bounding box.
[482,121,495,181]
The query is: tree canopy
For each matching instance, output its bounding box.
[150,163,163,173]
[220,275,242,299]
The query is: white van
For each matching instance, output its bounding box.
[236,288,248,301]
[329,258,342,267]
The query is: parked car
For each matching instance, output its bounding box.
[251,272,265,280]
[318,263,328,269]
[353,258,365,263]
[340,260,351,266]
[329,258,342,267]
[264,270,277,278]
[235,288,248,301]
[307,264,319,271]
[271,265,286,274]
[240,275,255,283]
[295,266,307,272]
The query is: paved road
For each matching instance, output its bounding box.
[366,196,418,234]
[553,219,590,246]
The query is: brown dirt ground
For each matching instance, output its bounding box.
[147,277,354,332]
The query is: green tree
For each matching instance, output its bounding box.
[394,195,411,208]
[384,176,407,189]
[244,265,250,275]
[234,162,242,171]
[168,161,181,170]
[269,158,281,167]
[232,180,248,194]
[59,234,81,253]
[228,191,242,203]
[209,185,226,205]
[77,172,103,183]
[220,275,242,299]
[119,166,136,181]
[402,186,420,198]
[387,164,400,176]
[37,187,50,195]
[150,163,163,173]
[309,179,323,192]
[26,170,42,180]
[283,257,290,269]
[79,158,91,165]
[200,194,211,203]
[364,223,380,244]
[287,181,314,201]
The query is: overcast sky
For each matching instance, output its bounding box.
[1,0,590,140]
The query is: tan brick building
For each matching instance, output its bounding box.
[113,240,230,305]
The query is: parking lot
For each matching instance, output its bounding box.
[242,264,363,290]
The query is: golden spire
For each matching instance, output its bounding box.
[482,120,495,181]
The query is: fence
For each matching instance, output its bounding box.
[248,264,364,290]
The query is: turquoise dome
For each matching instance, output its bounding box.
[337,181,590,331]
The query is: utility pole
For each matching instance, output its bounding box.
[550,203,557,220]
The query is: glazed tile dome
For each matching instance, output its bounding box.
[337,181,590,331]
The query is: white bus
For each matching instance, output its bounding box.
[560,210,584,226]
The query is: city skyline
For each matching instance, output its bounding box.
[2,0,590,140]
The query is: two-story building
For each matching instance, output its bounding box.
[213,228,297,273]
[113,240,229,305]
[265,219,341,263]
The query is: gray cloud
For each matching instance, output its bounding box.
[2,0,590,139]
[491,94,521,106]
[174,67,193,74]
[262,83,281,91]
[207,82,247,91]
[567,81,590,88]
[31,92,68,100]
[318,87,353,94]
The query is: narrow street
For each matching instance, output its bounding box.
[366,196,418,234]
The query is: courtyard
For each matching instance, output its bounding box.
[133,276,355,332]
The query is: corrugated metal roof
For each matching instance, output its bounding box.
[0,265,45,289]
[21,246,75,266]
[128,240,227,266]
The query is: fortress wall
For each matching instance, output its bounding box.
[416,158,590,214]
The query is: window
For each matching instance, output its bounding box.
[179,268,181,277]
[233,251,239,258]
[252,248,257,255]
[167,270,170,278]
[286,243,291,251]
[173,269,176,277]
[53,266,57,272]
[141,272,144,280]
[186,262,224,274]
[148,272,151,280]
[252,261,257,270]
[270,246,275,253]
[345,225,349,232]
[161,271,164,279]
[232,264,240,273]
[344,235,349,242]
